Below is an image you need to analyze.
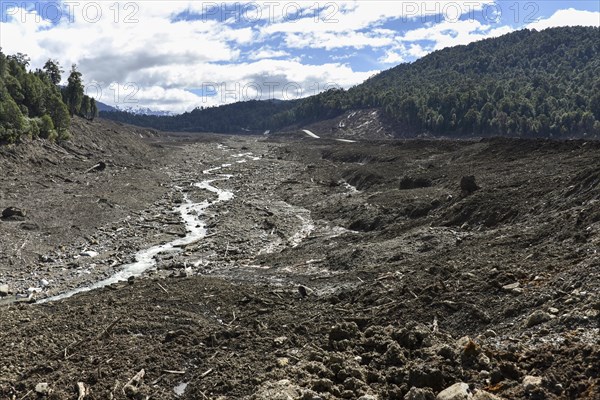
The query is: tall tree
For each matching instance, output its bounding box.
[80,96,91,119]
[43,59,63,85]
[47,94,70,135]
[90,98,98,121]
[65,64,84,116]
[7,52,30,68]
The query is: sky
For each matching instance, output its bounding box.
[1,0,599,113]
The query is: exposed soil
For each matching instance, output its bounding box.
[1,119,598,400]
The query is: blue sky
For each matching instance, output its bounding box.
[1,1,598,113]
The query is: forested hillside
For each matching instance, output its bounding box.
[286,26,600,137]
[102,27,600,137]
[0,50,97,144]
[102,99,296,133]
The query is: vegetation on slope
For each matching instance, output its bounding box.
[0,50,97,144]
[102,27,600,137]
[276,26,600,137]
[101,99,297,133]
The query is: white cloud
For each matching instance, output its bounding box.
[407,43,429,58]
[260,1,495,50]
[526,8,600,30]
[379,50,405,64]
[1,1,597,113]
[401,20,514,51]
[247,46,290,60]
[284,30,396,50]
[135,59,378,104]
[262,1,495,35]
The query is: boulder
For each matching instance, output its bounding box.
[460,176,479,194]
[523,375,542,391]
[405,387,435,400]
[35,382,50,395]
[525,310,551,327]
[0,284,9,296]
[2,207,26,220]
[473,391,503,400]
[436,382,472,400]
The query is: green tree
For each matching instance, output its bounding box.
[0,96,25,142]
[80,96,91,119]
[7,52,30,68]
[43,59,63,85]
[47,94,70,135]
[39,114,55,138]
[90,98,98,121]
[65,64,84,116]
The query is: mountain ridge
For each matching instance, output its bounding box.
[100,26,600,138]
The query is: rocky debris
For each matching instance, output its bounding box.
[522,375,542,391]
[404,387,435,400]
[251,379,304,400]
[501,282,522,294]
[400,176,432,190]
[276,357,289,368]
[298,285,309,297]
[460,176,478,194]
[35,382,50,396]
[84,161,106,173]
[20,222,39,230]
[1,207,26,220]
[525,310,552,327]
[436,383,472,400]
[472,391,502,400]
[79,250,99,258]
[1,131,600,399]
[123,369,145,398]
[329,322,360,342]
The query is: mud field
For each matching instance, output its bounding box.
[0,118,598,399]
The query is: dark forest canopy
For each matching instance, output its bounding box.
[102,26,600,138]
[0,50,97,144]
[102,99,297,134]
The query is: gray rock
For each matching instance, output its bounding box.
[35,382,50,395]
[483,330,497,338]
[436,382,472,400]
[472,391,503,400]
[502,282,522,294]
[2,207,26,218]
[0,284,9,297]
[502,282,519,290]
[358,396,378,400]
[525,310,551,327]
[460,176,479,194]
[523,375,542,391]
[405,387,435,400]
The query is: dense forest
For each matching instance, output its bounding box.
[102,99,296,133]
[292,26,600,138]
[0,49,97,144]
[102,26,600,137]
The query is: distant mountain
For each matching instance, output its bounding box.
[96,101,117,113]
[97,101,173,116]
[101,27,600,138]
[101,99,296,134]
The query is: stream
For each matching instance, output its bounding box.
[39,162,236,303]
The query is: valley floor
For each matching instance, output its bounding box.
[0,119,598,399]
